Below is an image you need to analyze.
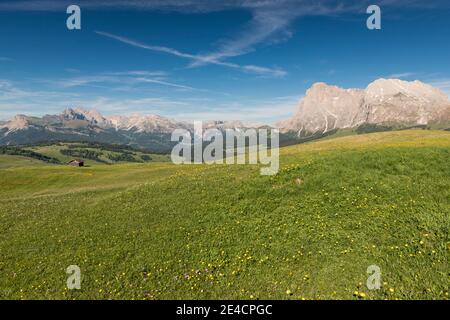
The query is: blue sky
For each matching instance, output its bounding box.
[1,0,450,123]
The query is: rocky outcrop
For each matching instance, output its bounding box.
[109,114,188,133]
[0,115,32,135]
[277,79,450,135]
[61,107,112,127]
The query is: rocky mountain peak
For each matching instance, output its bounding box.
[277,79,450,135]
[62,107,111,126]
[0,114,31,135]
[365,79,448,103]
[108,113,186,133]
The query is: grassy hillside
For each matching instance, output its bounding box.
[25,142,170,164]
[0,130,449,300]
[0,142,170,167]
[0,155,52,169]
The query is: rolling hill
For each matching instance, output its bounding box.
[0,130,449,300]
[0,141,170,167]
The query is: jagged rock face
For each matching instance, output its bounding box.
[278,83,366,135]
[363,79,450,126]
[109,114,188,133]
[278,79,450,135]
[61,108,112,127]
[0,115,31,135]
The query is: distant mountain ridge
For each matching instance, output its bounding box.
[277,79,450,136]
[2,79,450,150]
[0,108,263,151]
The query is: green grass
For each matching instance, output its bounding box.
[0,155,52,169]
[0,130,449,300]
[23,142,170,165]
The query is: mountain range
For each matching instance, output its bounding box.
[1,79,449,151]
[0,107,261,152]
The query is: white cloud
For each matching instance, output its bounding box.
[0,79,77,101]
[105,70,167,77]
[95,31,287,78]
[2,0,446,79]
[429,79,450,95]
[171,105,293,124]
[170,95,300,124]
[0,76,300,124]
[0,80,81,120]
[72,96,190,114]
[63,94,300,124]
[0,93,190,120]
[94,1,430,78]
[386,72,416,79]
[50,71,197,91]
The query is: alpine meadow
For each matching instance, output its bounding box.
[1,0,450,305]
[1,130,449,299]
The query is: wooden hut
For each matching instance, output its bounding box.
[68,159,84,167]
